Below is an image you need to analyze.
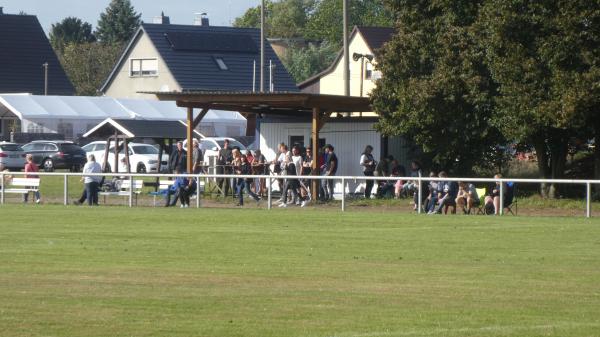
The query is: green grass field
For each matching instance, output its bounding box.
[1,206,599,337]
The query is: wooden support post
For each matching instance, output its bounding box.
[311,107,320,201]
[124,138,131,173]
[187,107,194,173]
[113,131,119,174]
[102,137,111,172]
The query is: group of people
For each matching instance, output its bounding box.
[0,154,42,204]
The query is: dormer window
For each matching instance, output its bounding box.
[214,57,228,71]
[130,58,158,77]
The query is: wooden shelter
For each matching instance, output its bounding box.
[83,118,202,173]
[146,91,372,199]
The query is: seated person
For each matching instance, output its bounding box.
[430,171,458,214]
[455,181,479,214]
[483,174,513,215]
[424,171,439,213]
[165,169,188,207]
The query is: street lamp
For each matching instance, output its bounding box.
[352,53,374,97]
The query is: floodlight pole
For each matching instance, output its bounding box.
[260,0,265,92]
[343,0,350,96]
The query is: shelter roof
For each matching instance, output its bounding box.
[83,118,203,139]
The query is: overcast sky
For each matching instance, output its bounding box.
[1,0,258,33]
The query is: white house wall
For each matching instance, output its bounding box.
[259,121,381,196]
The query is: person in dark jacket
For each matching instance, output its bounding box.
[430,171,458,214]
[234,154,260,206]
[217,139,233,197]
[169,141,187,173]
[165,168,186,207]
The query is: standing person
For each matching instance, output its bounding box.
[23,154,41,203]
[169,141,186,173]
[360,145,376,199]
[192,139,204,174]
[278,153,301,207]
[217,139,233,197]
[251,149,266,196]
[322,144,338,201]
[234,154,260,206]
[300,147,313,206]
[82,154,102,206]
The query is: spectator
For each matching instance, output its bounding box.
[278,152,301,207]
[234,154,260,206]
[360,145,376,199]
[430,171,458,214]
[484,174,510,215]
[0,163,13,188]
[82,154,102,206]
[217,139,233,197]
[391,160,407,198]
[300,147,313,205]
[179,173,196,208]
[23,154,41,204]
[321,144,337,201]
[251,149,266,196]
[456,181,479,214]
[164,168,186,207]
[424,171,439,213]
[192,139,204,174]
[374,155,393,198]
[169,141,186,173]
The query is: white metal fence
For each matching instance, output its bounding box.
[1,171,598,217]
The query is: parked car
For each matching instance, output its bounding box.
[0,142,26,170]
[21,140,86,172]
[83,141,169,173]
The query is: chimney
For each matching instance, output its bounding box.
[193,13,209,26]
[153,11,170,24]
[0,7,4,15]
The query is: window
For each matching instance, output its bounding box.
[132,145,158,155]
[44,144,58,151]
[130,58,158,77]
[57,122,73,139]
[365,62,373,80]
[200,140,218,151]
[27,122,44,134]
[199,125,216,137]
[289,136,305,149]
[214,57,228,71]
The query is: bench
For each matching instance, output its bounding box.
[3,177,40,197]
[149,179,206,207]
[99,179,144,205]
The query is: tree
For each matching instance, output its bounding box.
[371,0,503,175]
[478,0,600,197]
[233,1,272,30]
[95,0,141,44]
[60,42,123,96]
[49,17,96,53]
[282,41,339,82]
[305,0,394,45]
[234,0,314,39]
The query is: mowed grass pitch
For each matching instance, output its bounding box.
[1,206,599,337]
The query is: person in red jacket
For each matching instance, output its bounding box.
[23,154,41,203]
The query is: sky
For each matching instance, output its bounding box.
[1,0,259,34]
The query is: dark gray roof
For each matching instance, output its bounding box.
[102,23,298,93]
[0,14,74,95]
[357,27,395,52]
[84,118,202,139]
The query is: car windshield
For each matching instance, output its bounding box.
[59,144,83,152]
[0,144,21,151]
[82,144,94,151]
[132,145,158,155]
[216,140,246,150]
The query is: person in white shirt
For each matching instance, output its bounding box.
[82,154,103,206]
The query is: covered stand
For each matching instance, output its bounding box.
[145,91,371,200]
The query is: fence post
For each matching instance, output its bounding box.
[417,177,422,214]
[341,177,346,212]
[499,180,504,216]
[267,177,272,210]
[128,175,133,208]
[586,182,591,218]
[63,174,68,206]
[196,175,201,208]
[1,172,4,205]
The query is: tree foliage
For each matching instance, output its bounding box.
[95,0,141,44]
[477,0,600,196]
[372,0,502,175]
[59,42,123,96]
[282,41,339,83]
[49,17,96,53]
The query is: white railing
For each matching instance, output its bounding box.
[1,171,598,217]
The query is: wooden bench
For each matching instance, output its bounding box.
[99,179,144,205]
[3,178,41,198]
[149,179,206,207]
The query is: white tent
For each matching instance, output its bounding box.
[0,94,246,140]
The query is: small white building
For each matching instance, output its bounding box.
[0,94,246,141]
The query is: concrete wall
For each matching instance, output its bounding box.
[103,32,180,99]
